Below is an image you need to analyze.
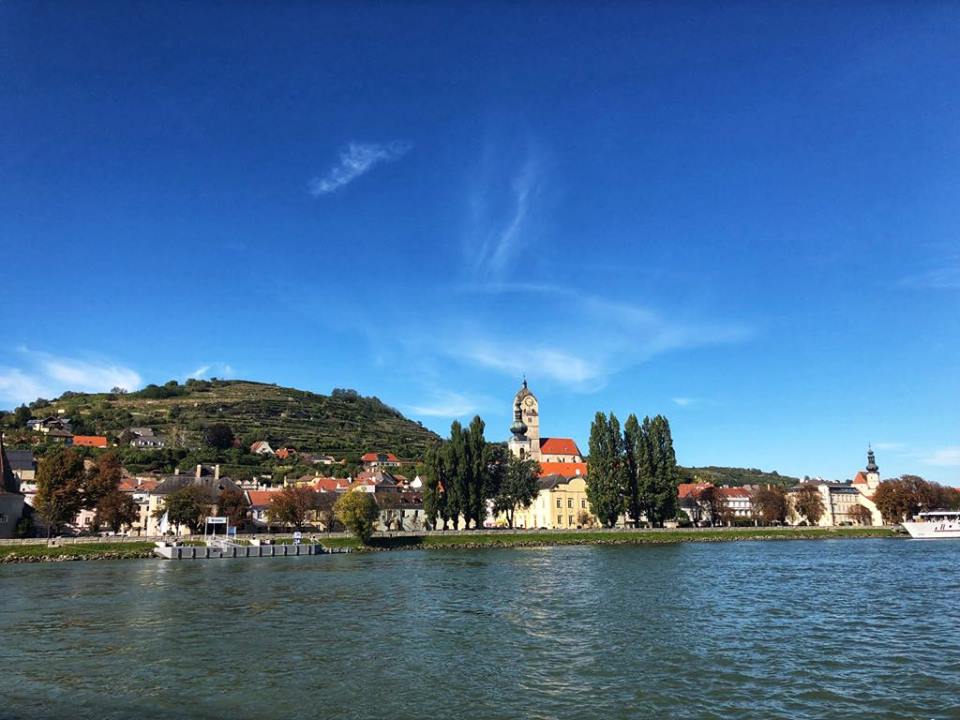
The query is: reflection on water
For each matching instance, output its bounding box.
[1,540,958,720]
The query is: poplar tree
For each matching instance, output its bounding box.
[446,421,468,529]
[636,415,679,526]
[423,444,449,530]
[586,412,626,527]
[623,414,643,527]
[466,416,488,528]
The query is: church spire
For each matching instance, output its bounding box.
[510,398,528,439]
[866,445,878,473]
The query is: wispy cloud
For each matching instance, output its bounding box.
[899,257,960,290]
[465,147,541,280]
[187,362,235,380]
[0,349,142,406]
[406,391,490,419]
[446,292,751,392]
[309,141,411,196]
[922,446,960,467]
[872,442,906,452]
[672,397,697,407]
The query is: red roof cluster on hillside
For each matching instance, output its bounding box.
[73,436,108,448]
[539,461,587,478]
[539,438,581,456]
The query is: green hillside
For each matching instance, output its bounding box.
[25,379,440,459]
[678,465,799,488]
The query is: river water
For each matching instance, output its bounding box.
[1,539,957,720]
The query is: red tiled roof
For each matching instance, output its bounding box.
[312,477,347,492]
[361,452,398,462]
[678,482,713,499]
[539,461,588,478]
[852,471,868,485]
[247,490,279,508]
[73,436,108,448]
[718,486,751,498]
[539,438,581,456]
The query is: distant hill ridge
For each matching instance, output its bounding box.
[32,379,440,459]
[678,465,799,488]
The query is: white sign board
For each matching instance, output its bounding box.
[206,517,227,525]
[293,531,302,545]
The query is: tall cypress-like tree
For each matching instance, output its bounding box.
[423,444,450,530]
[636,415,679,526]
[446,421,468,529]
[466,416,488,528]
[623,414,642,528]
[586,412,626,527]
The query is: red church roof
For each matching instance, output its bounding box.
[539,461,588,478]
[539,437,581,456]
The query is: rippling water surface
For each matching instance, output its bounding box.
[2,539,958,719]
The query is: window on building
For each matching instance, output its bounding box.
[567,498,573,508]
[557,514,563,525]
[0,513,6,524]
[556,498,562,508]
[581,499,586,509]
[568,515,574,526]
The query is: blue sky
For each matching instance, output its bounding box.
[1,2,958,482]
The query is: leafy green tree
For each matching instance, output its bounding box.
[334,490,379,544]
[493,454,540,528]
[623,414,642,527]
[13,404,31,428]
[155,485,210,534]
[34,448,86,534]
[423,444,449,530]
[203,423,235,450]
[465,416,489,528]
[586,412,626,527]
[636,415,679,527]
[446,421,468,529]
[95,491,139,533]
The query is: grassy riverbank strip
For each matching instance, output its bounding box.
[323,526,899,551]
[0,541,156,563]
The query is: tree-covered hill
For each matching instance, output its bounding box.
[17,379,440,460]
[678,465,799,488]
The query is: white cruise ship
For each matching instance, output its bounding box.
[902,511,960,539]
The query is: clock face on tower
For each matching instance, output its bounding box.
[523,396,536,408]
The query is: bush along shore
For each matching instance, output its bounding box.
[0,527,900,563]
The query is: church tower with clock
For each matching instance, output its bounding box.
[512,378,541,460]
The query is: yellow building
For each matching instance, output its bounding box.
[513,475,595,529]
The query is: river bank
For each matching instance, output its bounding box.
[0,527,899,563]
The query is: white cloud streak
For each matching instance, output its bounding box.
[899,257,960,290]
[187,362,235,380]
[923,446,960,467]
[309,141,411,196]
[466,150,541,280]
[406,391,488,419]
[0,350,142,406]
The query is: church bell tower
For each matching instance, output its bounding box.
[511,378,541,461]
